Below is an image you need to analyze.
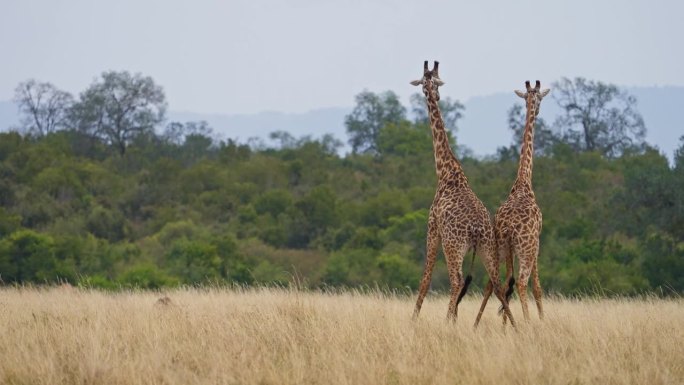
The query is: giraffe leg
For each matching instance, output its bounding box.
[444,242,468,321]
[489,266,516,329]
[531,259,544,320]
[447,276,464,321]
[413,217,440,319]
[501,243,515,325]
[478,239,517,329]
[475,235,508,327]
[517,260,533,321]
[504,245,515,300]
[474,279,492,328]
[494,284,516,329]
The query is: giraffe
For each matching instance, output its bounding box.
[474,80,550,327]
[410,61,516,327]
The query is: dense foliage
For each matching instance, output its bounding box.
[1,73,682,294]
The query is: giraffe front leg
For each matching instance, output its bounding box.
[413,220,439,319]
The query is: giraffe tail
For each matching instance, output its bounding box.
[456,275,473,306]
[498,276,516,315]
[457,246,477,305]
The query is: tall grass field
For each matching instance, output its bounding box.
[1,287,682,384]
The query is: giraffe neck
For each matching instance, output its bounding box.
[514,102,537,188]
[424,81,462,180]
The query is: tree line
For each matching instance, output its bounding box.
[1,71,682,294]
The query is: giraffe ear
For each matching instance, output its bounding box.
[433,78,445,86]
[410,79,423,86]
[540,88,551,98]
[514,90,526,99]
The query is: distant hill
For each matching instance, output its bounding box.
[1,86,682,160]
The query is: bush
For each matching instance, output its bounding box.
[0,230,60,283]
[78,274,117,290]
[250,261,288,285]
[86,205,127,241]
[322,249,378,287]
[376,254,420,289]
[118,265,178,289]
[166,240,222,284]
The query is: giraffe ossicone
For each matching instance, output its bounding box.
[515,80,550,102]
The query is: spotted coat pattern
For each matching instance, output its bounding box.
[411,61,516,326]
[475,80,549,325]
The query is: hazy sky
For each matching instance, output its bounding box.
[1,0,683,114]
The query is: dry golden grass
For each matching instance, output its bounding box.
[0,287,682,385]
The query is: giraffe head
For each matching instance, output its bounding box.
[410,61,445,101]
[514,80,550,116]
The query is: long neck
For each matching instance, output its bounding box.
[425,81,462,179]
[515,101,537,187]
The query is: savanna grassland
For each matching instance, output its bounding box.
[1,287,682,385]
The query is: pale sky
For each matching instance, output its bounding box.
[1,0,682,114]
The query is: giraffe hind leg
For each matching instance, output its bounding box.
[531,260,544,320]
[474,279,492,328]
[447,275,466,321]
[516,259,533,321]
[445,242,469,321]
[515,241,539,321]
[476,238,517,329]
[413,218,439,319]
[456,274,473,306]
[498,242,515,317]
[498,276,516,315]
[456,248,476,306]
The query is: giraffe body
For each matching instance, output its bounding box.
[475,81,549,326]
[411,61,516,326]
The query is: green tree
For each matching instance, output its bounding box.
[613,149,674,237]
[287,186,339,248]
[166,240,223,283]
[671,136,684,241]
[71,71,166,155]
[214,235,253,284]
[345,91,406,154]
[376,121,432,157]
[86,205,127,241]
[381,209,429,261]
[640,233,684,293]
[0,230,59,283]
[322,249,378,286]
[163,120,215,164]
[376,254,420,289]
[359,189,410,228]
[254,189,293,217]
[0,208,21,237]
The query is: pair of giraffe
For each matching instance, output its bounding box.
[410,61,549,328]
